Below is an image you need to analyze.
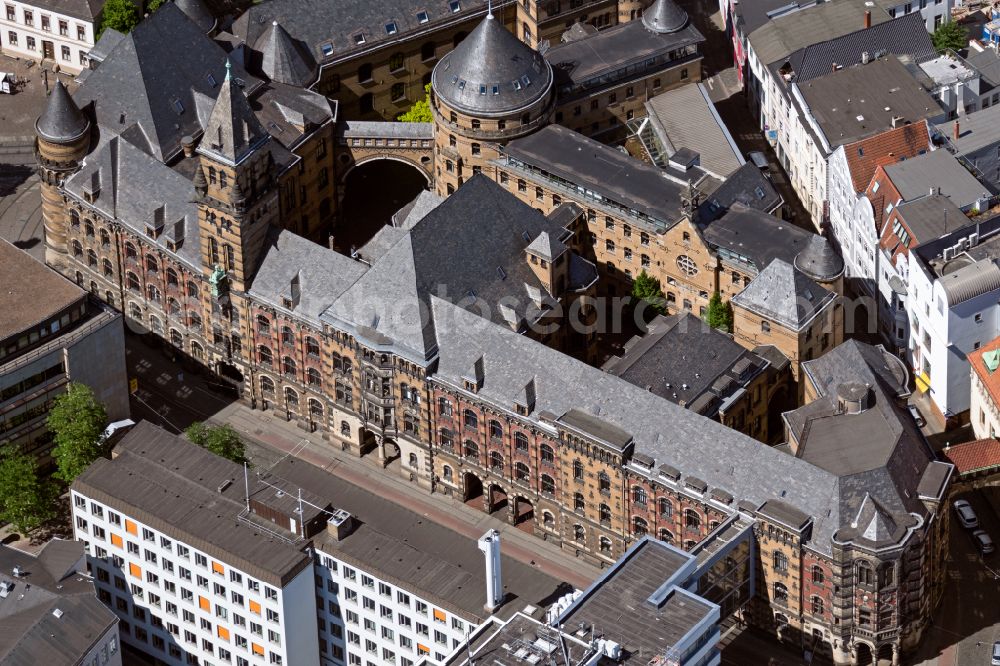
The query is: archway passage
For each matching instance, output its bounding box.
[488,484,508,514]
[875,644,893,666]
[464,473,484,506]
[855,643,874,666]
[514,497,534,532]
[383,439,400,466]
[336,159,429,254]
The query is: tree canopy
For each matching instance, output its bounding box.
[932,20,968,53]
[704,292,733,332]
[47,383,109,483]
[97,0,139,40]
[397,84,433,123]
[185,422,247,464]
[0,447,56,535]
[632,270,667,318]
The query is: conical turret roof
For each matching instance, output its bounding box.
[794,233,845,283]
[257,21,315,87]
[642,0,689,33]
[198,61,268,166]
[36,81,90,144]
[174,0,216,33]
[431,13,552,116]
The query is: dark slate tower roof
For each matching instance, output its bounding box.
[36,81,90,144]
[642,0,689,33]
[174,0,216,33]
[198,61,269,166]
[794,233,845,283]
[431,12,552,117]
[257,21,315,87]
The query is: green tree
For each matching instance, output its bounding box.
[146,0,166,12]
[397,84,433,123]
[185,422,247,464]
[932,21,968,53]
[97,0,139,40]
[47,383,109,483]
[632,270,667,317]
[0,447,56,535]
[704,292,733,332]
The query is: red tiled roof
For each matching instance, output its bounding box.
[943,438,1000,475]
[968,336,1000,406]
[845,121,931,193]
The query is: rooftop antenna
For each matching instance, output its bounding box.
[464,628,475,666]
[243,462,250,512]
[297,488,305,538]
[487,0,493,18]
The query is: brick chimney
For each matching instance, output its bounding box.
[954,120,960,141]
[864,9,871,28]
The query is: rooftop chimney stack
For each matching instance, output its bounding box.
[864,9,871,28]
[477,529,503,612]
[954,120,961,141]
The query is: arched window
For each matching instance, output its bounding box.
[514,432,528,451]
[125,242,137,260]
[190,341,204,360]
[224,245,235,271]
[463,409,478,430]
[573,460,584,480]
[811,596,823,615]
[490,451,503,470]
[773,582,788,602]
[463,440,479,459]
[408,452,419,468]
[284,386,299,408]
[341,357,352,374]
[403,413,419,436]
[438,428,454,450]
[598,471,610,493]
[219,171,228,189]
[146,284,161,303]
[684,509,701,529]
[166,267,178,286]
[442,465,453,482]
[573,524,585,542]
[282,356,296,376]
[599,504,611,524]
[341,421,351,437]
[659,528,674,543]
[540,474,554,493]
[169,329,183,347]
[71,240,83,257]
[165,297,180,315]
[658,497,673,517]
[105,291,115,305]
[773,551,788,573]
[188,311,202,332]
[632,486,647,505]
[335,380,352,405]
[599,537,612,553]
[103,258,114,277]
[633,517,648,537]
[574,492,585,511]
[811,565,824,584]
[489,420,503,439]
[261,376,275,395]
[129,302,142,320]
[309,398,323,417]
[281,326,294,345]
[307,367,322,386]
[540,444,554,463]
[148,315,163,335]
[542,511,555,528]
[305,336,320,357]
[145,255,158,273]
[258,345,273,366]
[126,272,140,292]
[513,461,529,480]
[186,281,199,299]
[70,209,80,227]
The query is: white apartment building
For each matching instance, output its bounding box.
[1,0,101,72]
[71,421,567,666]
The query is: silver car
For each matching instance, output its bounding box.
[992,641,1000,666]
[973,530,995,556]
[954,499,979,529]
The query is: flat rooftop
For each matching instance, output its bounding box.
[559,539,715,665]
[0,238,85,342]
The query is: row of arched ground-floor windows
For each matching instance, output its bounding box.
[257,374,354,441]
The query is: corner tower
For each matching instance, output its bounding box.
[430,11,554,196]
[194,61,277,295]
[35,81,91,273]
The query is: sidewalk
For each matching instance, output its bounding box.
[208,401,602,590]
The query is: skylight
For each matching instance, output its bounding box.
[449,0,461,12]
[417,10,429,22]
[354,33,366,45]
[385,22,397,34]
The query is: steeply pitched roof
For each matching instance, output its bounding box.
[641,0,688,33]
[198,61,270,166]
[699,163,782,221]
[731,259,835,330]
[843,121,930,193]
[969,336,1000,415]
[35,81,89,144]
[794,234,844,283]
[431,13,553,116]
[943,438,1000,475]
[174,0,216,33]
[73,3,260,163]
[257,21,316,86]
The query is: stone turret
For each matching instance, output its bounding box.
[35,81,91,272]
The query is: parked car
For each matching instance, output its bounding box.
[746,150,770,172]
[907,404,926,428]
[954,499,979,529]
[992,640,1000,665]
[973,530,995,555]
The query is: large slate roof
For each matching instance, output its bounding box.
[884,149,990,208]
[174,0,216,33]
[731,258,836,330]
[74,4,260,163]
[699,163,782,221]
[257,21,316,87]
[36,81,89,144]
[702,204,814,273]
[431,14,553,116]
[27,0,104,21]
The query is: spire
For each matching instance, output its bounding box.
[36,81,90,144]
[197,60,268,166]
[641,0,689,34]
[257,21,315,87]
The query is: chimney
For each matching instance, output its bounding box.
[954,120,960,141]
[832,62,838,72]
[181,135,196,157]
[477,529,503,612]
[864,9,871,28]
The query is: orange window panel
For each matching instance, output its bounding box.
[432,609,446,623]
[129,563,141,578]
[249,600,261,615]
[199,596,210,611]
[124,519,138,536]
[417,644,430,655]
[217,626,230,641]
[212,561,225,575]
[110,534,123,548]
[252,643,265,656]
